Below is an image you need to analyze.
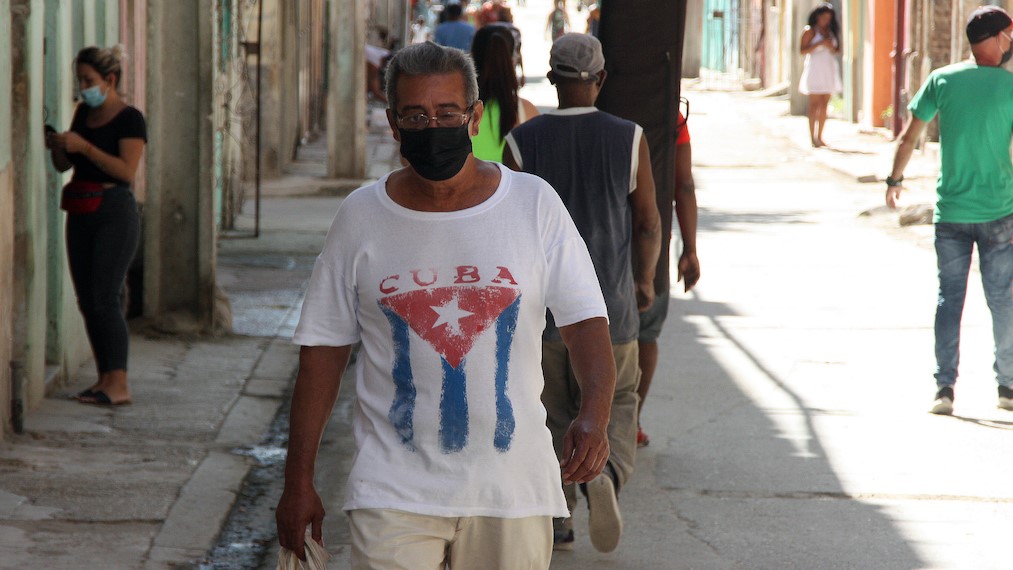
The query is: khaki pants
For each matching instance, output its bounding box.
[540,340,640,531]
[348,509,552,570]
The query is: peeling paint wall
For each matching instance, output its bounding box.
[0,0,14,432]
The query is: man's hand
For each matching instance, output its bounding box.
[677,252,700,292]
[275,483,326,561]
[560,415,610,485]
[886,183,905,209]
[635,278,655,312]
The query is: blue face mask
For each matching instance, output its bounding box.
[80,85,107,108]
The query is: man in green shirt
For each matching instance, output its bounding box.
[888,6,1013,416]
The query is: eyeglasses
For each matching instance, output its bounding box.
[396,105,474,131]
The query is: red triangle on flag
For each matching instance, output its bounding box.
[379,286,521,367]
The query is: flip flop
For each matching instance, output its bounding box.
[79,390,132,407]
[71,389,98,401]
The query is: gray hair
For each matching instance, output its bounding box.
[384,41,479,112]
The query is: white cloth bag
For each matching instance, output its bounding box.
[276,536,331,570]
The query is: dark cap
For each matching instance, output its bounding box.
[967,6,1012,44]
[550,33,605,80]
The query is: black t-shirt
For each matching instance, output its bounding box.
[68,104,147,184]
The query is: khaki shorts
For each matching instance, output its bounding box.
[348,508,552,570]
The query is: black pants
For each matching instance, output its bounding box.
[66,186,140,373]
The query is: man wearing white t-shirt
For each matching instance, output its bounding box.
[275,42,616,569]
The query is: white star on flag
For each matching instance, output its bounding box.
[431,297,474,335]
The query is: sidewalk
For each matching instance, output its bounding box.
[684,76,941,219]
[0,103,401,569]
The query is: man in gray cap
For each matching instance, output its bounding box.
[503,33,661,553]
[887,5,1013,416]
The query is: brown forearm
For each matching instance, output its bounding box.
[82,144,133,181]
[50,147,72,172]
[674,177,698,254]
[284,345,351,488]
[891,116,926,179]
[634,224,661,285]
[558,317,615,423]
[891,140,916,180]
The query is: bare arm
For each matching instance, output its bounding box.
[673,141,700,292]
[45,132,74,172]
[519,98,540,124]
[886,116,928,209]
[557,317,615,485]
[367,63,388,103]
[502,142,521,171]
[630,136,662,311]
[61,133,145,183]
[276,345,352,560]
[802,28,834,55]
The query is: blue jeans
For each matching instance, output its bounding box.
[934,212,1013,389]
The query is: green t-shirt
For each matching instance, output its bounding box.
[472,99,506,162]
[908,60,1013,223]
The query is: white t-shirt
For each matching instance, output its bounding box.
[293,163,607,518]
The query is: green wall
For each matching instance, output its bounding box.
[702,0,739,72]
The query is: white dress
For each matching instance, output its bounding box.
[799,30,842,95]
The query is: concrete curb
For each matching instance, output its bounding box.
[150,338,299,567]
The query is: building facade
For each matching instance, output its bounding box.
[2,0,374,436]
[689,0,1011,133]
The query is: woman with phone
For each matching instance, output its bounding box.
[45,45,146,406]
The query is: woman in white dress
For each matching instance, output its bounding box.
[799,3,842,147]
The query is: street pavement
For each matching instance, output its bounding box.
[543,87,1010,569]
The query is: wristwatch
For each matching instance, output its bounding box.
[886,175,904,187]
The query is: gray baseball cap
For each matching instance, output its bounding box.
[550,33,605,80]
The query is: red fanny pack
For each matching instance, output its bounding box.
[61,180,107,215]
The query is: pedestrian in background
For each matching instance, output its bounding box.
[276,41,616,568]
[798,3,841,148]
[546,1,571,41]
[434,3,476,52]
[586,3,601,37]
[887,6,1013,416]
[504,33,662,554]
[410,16,432,45]
[45,45,146,407]
[471,23,539,161]
[366,43,392,103]
[636,108,699,448]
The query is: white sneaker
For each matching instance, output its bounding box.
[586,474,622,553]
[930,387,954,415]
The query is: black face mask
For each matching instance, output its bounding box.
[398,125,473,181]
[1002,46,1012,65]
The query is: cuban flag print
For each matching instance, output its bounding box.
[377,265,522,454]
